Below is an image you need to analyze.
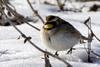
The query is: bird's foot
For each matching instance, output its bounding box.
[55,51,59,56]
[67,48,76,54]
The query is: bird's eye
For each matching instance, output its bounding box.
[44,24,54,30]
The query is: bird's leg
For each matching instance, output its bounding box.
[67,47,76,54]
[55,51,59,56]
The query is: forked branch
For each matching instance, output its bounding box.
[84,17,100,41]
[27,0,45,24]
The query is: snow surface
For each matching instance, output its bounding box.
[0,0,100,67]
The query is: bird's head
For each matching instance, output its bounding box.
[43,15,62,31]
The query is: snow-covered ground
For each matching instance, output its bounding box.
[0,0,100,67]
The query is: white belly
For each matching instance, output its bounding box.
[41,30,80,51]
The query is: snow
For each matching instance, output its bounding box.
[0,0,100,67]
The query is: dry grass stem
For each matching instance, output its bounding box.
[27,0,45,24]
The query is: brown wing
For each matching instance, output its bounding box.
[59,20,81,38]
[62,21,88,40]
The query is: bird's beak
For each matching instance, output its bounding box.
[44,24,53,29]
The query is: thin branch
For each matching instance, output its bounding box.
[27,0,45,24]
[84,17,100,62]
[25,22,40,31]
[84,17,100,41]
[5,3,40,31]
[44,53,52,67]
[91,51,100,58]
[87,17,92,62]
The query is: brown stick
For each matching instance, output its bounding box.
[5,3,40,31]
[84,17,100,41]
[27,0,45,24]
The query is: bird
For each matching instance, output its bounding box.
[41,15,88,53]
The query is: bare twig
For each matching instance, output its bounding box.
[27,0,45,24]
[4,0,16,11]
[44,53,52,67]
[91,51,100,58]
[86,17,92,62]
[84,17,100,62]
[84,17,100,41]
[1,0,40,31]
[5,3,40,31]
